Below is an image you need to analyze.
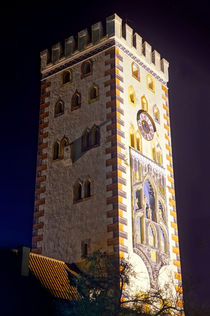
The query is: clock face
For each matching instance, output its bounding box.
[137,110,156,141]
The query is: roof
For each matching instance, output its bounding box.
[29,252,80,300]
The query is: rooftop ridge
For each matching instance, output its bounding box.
[40,13,169,81]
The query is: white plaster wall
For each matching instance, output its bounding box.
[41,52,109,263]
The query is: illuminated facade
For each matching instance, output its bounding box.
[32,13,183,303]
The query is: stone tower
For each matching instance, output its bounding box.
[32,13,183,299]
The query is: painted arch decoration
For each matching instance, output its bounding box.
[130,148,169,288]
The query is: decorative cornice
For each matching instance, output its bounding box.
[42,39,167,86]
[130,148,165,175]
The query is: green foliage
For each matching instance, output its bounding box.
[60,250,184,316]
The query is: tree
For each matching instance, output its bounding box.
[62,250,184,316]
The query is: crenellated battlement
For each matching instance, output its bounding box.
[40,13,169,81]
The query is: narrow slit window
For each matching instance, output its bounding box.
[53,141,60,160]
[74,182,82,202]
[84,180,91,198]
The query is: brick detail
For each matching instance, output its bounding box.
[32,235,43,243]
[105,46,126,256]
[37,153,48,161]
[38,132,48,140]
[40,111,49,119]
[31,247,42,254]
[33,80,50,253]
[175,272,182,281]
[162,85,168,93]
[40,102,50,110]
[41,82,51,90]
[33,222,44,230]
[37,164,47,172]
[35,186,46,195]
[36,175,46,183]
[38,143,48,151]
[39,122,49,130]
[34,210,44,218]
[35,198,45,207]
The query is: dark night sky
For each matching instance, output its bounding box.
[1,0,210,308]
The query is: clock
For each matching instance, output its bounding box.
[137,110,156,141]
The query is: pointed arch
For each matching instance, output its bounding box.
[60,136,69,158]
[55,100,64,116]
[129,125,135,148]
[90,125,100,147]
[73,181,82,202]
[88,83,99,103]
[84,178,92,198]
[71,90,81,111]
[82,128,90,152]
[128,86,136,106]
[141,96,148,112]
[143,178,157,222]
[148,224,156,248]
[53,141,60,160]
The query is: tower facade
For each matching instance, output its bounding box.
[33,14,183,298]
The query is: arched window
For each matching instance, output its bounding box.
[73,182,82,202]
[144,180,156,222]
[90,125,100,147]
[148,225,156,247]
[60,137,69,158]
[71,90,81,111]
[137,217,143,243]
[62,69,72,85]
[81,60,92,77]
[129,126,135,148]
[89,84,99,103]
[136,131,142,152]
[138,165,142,181]
[156,144,162,165]
[132,62,140,81]
[53,141,60,160]
[160,227,167,253]
[141,96,148,112]
[84,179,91,198]
[152,145,156,162]
[128,86,136,106]
[153,105,160,123]
[82,129,90,152]
[55,100,64,116]
[147,74,155,93]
